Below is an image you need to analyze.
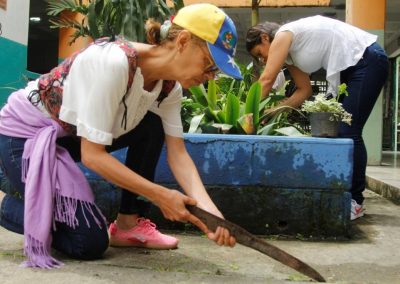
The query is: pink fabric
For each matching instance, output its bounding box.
[0,90,103,268]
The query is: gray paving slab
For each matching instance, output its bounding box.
[1,190,400,284]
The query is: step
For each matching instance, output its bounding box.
[366,166,400,205]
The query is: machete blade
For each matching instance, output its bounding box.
[187,205,326,282]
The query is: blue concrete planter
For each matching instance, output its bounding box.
[150,134,353,237]
[81,133,353,237]
[155,134,353,190]
[0,133,353,237]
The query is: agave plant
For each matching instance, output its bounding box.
[46,0,185,43]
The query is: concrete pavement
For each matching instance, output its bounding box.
[1,189,400,284]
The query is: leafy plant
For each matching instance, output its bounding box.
[46,0,184,43]
[301,83,352,125]
[181,62,307,136]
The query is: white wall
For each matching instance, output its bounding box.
[0,0,30,45]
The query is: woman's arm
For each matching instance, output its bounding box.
[259,31,293,99]
[277,65,313,108]
[80,138,209,234]
[165,135,221,215]
[165,134,235,246]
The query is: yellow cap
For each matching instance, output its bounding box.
[172,4,243,79]
[173,3,225,44]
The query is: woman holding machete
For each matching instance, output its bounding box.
[0,4,240,268]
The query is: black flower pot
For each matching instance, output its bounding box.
[309,112,340,137]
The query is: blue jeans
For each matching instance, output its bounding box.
[339,42,389,204]
[0,111,165,259]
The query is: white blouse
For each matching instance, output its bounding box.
[276,15,377,95]
[27,42,183,145]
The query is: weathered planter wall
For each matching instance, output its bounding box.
[155,134,353,190]
[151,134,353,237]
[0,134,354,237]
[78,134,353,237]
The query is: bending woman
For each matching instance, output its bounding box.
[246,15,388,220]
[0,3,242,268]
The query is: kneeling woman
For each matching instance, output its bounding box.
[0,4,242,268]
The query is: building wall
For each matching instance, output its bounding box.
[223,6,345,65]
[0,0,30,106]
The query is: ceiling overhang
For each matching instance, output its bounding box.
[167,0,330,8]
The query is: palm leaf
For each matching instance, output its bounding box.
[87,0,100,39]
[171,0,184,11]
[48,17,82,29]
[46,0,88,16]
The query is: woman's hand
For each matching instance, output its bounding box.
[158,190,236,247]
[156,189,211,236]
[196,205,236,247]
[207,226,236,247]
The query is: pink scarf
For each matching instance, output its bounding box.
[0,90,104,268]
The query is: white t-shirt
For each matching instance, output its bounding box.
[276,15,377,95]
[26,43,183,145]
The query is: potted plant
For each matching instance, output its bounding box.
[301,83,352,137]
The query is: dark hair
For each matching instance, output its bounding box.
[246,22,281,53]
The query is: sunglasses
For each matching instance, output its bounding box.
[200,45,220,74]
[204,64,219,73]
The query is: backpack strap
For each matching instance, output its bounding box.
[33,37,176,134]
[32,37,138,134]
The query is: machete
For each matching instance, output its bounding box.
[187,205,326,282]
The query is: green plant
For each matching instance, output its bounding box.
[181,62,307,136]
[46,0,184,43]
[301,83,352,125]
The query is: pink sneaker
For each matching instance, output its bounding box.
[108,218,179,249]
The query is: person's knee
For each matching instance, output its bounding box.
[69,231,109,260]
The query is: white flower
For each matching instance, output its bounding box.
[301,93,352,125]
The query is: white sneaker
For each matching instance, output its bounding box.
[351,199,365,220]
